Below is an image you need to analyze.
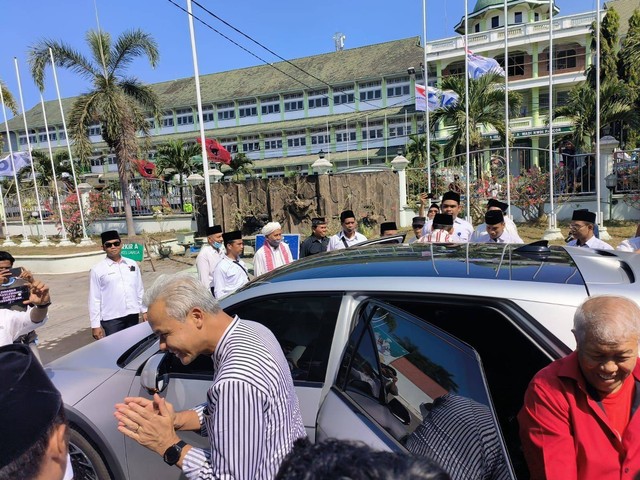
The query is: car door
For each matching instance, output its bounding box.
[316,299,516,480]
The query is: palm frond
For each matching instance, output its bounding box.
[110,29,159,74]
[29,39,98,90]
[0,80,17,114]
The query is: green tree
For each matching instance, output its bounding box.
[405,133,440,167]
[554,81,639,151]
[226,152,253,181]
[587,6,620,86]
[618,9,640,148]
[0,80,17,150]
[155,140,200,209]
[29,29,161,236]
[429,72,521,159]
[29,150,71,186]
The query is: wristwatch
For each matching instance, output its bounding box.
[163,440,187,466]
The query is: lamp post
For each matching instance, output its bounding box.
[209,168,224,183]
[312,149,333,175]
[391,149,411,227]
[605,173,617,221]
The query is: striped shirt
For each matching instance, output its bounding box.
[182,317,306,480]
[405,393,509,480]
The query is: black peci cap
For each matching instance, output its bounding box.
[206,225,223,236]
[442,191,461,204]
[340,210,356,222]
[485,210,505,225]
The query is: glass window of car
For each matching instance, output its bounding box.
[337,301,512,479]
[226,293,342,383]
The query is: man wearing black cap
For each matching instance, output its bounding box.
[567,209,613,250]
[477,210,523,243]
[89,230,147,340]
[196,224,224,294]
[327,209,367,251]
[0,344,70,480]
[212,230,250,299]
[407,216,426,244]
[418,213,456,243]
[421,191,474,242]
[380,221,398,237]
[471,198,523,243]
[300,217,329,258]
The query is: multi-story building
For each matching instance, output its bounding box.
[3,0,612,180]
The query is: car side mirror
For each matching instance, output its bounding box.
[140,352,170,394]
[388,397,411,425]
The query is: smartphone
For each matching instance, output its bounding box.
[9,267,22,277]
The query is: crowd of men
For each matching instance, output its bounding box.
[4,190,640,479]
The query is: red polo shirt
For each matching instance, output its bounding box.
[518,351,640,479]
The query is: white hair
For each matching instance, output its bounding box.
[143,273,221,321]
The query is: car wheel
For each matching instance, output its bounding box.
[68,428,113,480]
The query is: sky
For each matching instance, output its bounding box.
[0,0,595,117]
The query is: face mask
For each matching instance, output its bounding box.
[267,238,282,248]
[213,241,223,249]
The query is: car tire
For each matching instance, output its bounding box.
[68,428,113,480]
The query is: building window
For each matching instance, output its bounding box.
[534,12,540,21]
[264,138,282,150]
[87,124,101,136]
[58,131,66,140]
[387,85,410,97]
[145,118,155,129]
[176,108,194,126]
[555,49,577,70]
[447,62,465,77]
[362,122,384,140]
[358,81,382,102]
[287,130,306,149]
[220,139,238,154]
[217,102,235,121]
[241,136,259,152]
[161,112,174,127]
[308,97,328,108]
[336,131,356,142]
[311,133,329,145]
[474,23,481,33]
[239,106,257,117]
[499,54,526,76]
[261,96,280,115]
[284,100,304,111]
[514,12,523,24]
[556,91,569,106]
[388,118,411,138]
[491,16,500,28]
[334,86,355,105]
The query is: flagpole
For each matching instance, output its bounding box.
[423,0,432,193]
[595,0,605,236]
[366,115,369,164]
[543,1,563,240]
[0,86,30,245]
[464,0,471,222]
[15,57,52,246]
[346,119,350,168]
[0,184,15,246]
[40,93,73,246]
[49,48,94,246]
[503,0,512,215]
[187,0,214,227]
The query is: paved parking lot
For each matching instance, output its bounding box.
[34,255,197,363]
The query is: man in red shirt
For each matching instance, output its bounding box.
[518,295,640,479]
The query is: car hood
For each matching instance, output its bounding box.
[45,323,154,406]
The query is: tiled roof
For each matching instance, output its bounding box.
[7,36,424,132]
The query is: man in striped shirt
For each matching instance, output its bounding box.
[115,273,306,479]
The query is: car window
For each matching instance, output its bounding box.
[337,301,512,480]
[226,293,342,383]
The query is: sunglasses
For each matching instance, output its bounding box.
[104,241,121,248]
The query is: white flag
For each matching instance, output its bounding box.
[417,84,460,111]
[0,151,31,177]
[415,84,427,112]
[467,50,505,79]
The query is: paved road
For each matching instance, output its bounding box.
[33,255,197,364]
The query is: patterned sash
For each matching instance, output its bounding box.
[264,242,292,272]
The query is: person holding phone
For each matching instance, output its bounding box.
[0,275,51,347]
[89,231,146,340]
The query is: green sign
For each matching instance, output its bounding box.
[121,243,144,262]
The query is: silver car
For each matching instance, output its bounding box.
[49,242,640,480]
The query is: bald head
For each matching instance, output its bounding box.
[573,296,640,347]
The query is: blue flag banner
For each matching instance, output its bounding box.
[255,234,300,260]
[466,51,505,79]
[416,84,460,111]
[0,152,31,177]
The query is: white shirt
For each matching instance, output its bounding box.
[181,317,306,480]
[471,216,523,243]
[422,217,474,242]
[195,244,225,288]
[617,237,640,252]
[567,235,614,250]
[477,229,524,244]
[0,307,47,346]
[88,256,145,328]
[253,242,293,277]
[417,229,458,243]
[212,255,250,299]
[327,231,368,251]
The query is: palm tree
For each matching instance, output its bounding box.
[155,140,201,208]
[226,153,253,181]
[405,134,440,167]
[429,72,522,159]
[29,150,71,186]
[29,29,161,236]
[554,81,639,152]
[0,80,18,150]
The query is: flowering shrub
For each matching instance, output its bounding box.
[509,167,551,222]
[55,191,111,241]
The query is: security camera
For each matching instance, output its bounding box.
[407,67,416,75]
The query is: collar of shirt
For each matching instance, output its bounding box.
[212,315,240,369]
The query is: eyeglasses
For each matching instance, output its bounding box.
[104,241,121,248]
[569,223,587,231]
